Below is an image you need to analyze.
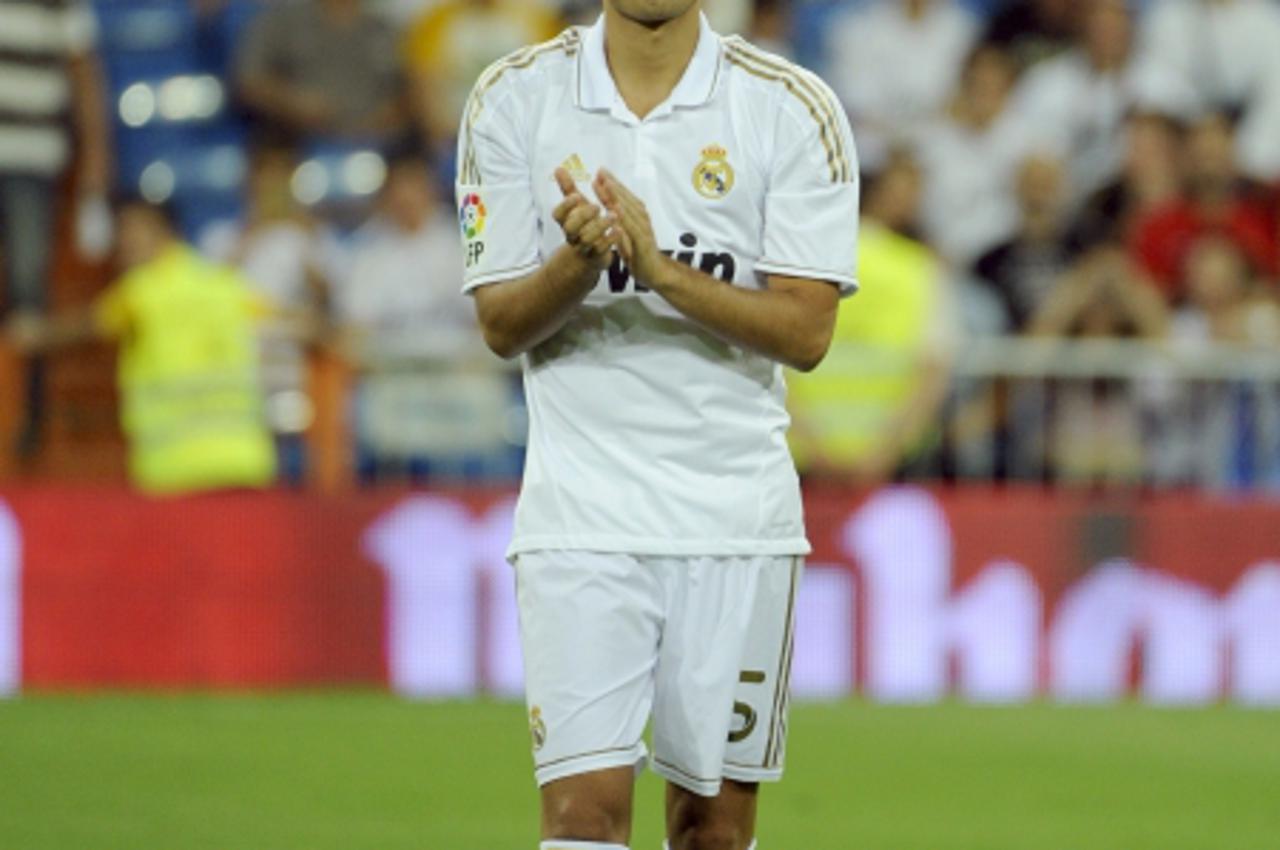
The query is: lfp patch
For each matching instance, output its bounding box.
[459,192,487,240]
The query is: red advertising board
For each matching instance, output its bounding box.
[0,486,1276,704]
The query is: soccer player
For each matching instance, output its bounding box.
[455,2,858,848]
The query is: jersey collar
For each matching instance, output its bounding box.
[576,13,723,121]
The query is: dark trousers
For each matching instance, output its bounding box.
[0,174,59,454]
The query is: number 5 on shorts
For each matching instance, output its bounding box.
[728,670,767,743]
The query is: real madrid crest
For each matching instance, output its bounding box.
[529,705,547,752]
[693,144,735,200]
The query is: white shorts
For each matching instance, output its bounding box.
[514,550,802,797]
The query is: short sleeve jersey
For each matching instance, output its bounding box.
[456,14,859,559]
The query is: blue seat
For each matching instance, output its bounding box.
[200,0,264,77]
[116,125,196,186]
[292,141,389,209]
[792,0,848,73]
[92,0,198,55]
[128,127,248,236]
[114,72,230,130]
[176,192,244,242]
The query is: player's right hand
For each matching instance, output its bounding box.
[553,167,617,272]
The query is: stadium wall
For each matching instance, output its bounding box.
[0,486,1277,705]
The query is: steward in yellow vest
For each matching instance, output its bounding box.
[788,154,958,484]
[7,197,277,494]
[97,198,277,493]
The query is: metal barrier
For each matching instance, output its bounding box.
[939,337,1280,492]
[343,335,1280,492]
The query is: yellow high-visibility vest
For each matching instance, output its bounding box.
[788,221,943,469]
[95,245,277,494]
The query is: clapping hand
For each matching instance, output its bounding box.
[553,167,619,273]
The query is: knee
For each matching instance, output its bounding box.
[669,822,749,850]
[544,790,631,843]
[669,802,750,850]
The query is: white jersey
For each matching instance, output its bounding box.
[456,14,859,559]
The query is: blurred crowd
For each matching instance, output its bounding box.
[3,0,1280,494]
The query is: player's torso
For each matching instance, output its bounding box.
[492,33,810,556]
[527,78,768,314]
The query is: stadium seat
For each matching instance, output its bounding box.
[199,0,264,77]
[129,128,248,237]
[116,73,229,130]
[92,0,198,55]
[291,142,389,214]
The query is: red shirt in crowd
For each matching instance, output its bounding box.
[1130,197,1278,298]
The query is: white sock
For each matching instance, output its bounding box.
[663,841,756,850]
[540,842,628,850]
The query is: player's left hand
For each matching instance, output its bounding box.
[594,169,672,290]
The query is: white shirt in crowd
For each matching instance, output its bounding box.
[1133,0,1280,179]
[200,219,343,396]
[334,210,474,360]
[1013,50,1147,203]
[456,15,859,558]
[0,0,96,176]
[914,112,1035,267]
[826,0,978,168]
[201,220,338,311]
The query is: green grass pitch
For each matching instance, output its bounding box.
[1,695,1277,849]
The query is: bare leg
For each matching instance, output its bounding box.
[666,779,758,850]
[541,766,636,845]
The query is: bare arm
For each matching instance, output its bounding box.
[237,75,335,132]
[1028,265,1094,338]
[853,352,950,481]
[1112,274,1170,340]
[472,169,619,359]
[1030,250,1169,339]
[596,170,839,372]
[5,308,109,354]
[67,51,111,194]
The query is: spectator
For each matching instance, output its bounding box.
[1031,245,1169,340]
[235,0,410,146]
[1166,237,1280,489]
[200,144,339,483]
[914,44,1034,266]
[1130,111,1277,298]
[788,151,957,485]
[331,152,473,357]
[0,0,112,454]
[827,0,979,169]
[1134,0,1280,180]
[1029,245,1169,485]
[7,197,278,494]
[331,152,506,482]
[1071,111,1185,249]
[704,0,751,34]
[747,0,792,60]
[1173,236,1280,348]
[984,0,1077,71]
[1013,0,1144,202]
[402,0,562,152]
[201,144,336,320]
[973,154,1077,332]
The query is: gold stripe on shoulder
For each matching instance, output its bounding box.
[727,41,844,184]
[728,40,850,181]
[460,29,581,184]
[727,49,844,184]
[725,41,850,184]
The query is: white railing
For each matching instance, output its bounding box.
[940,337,1280,491]
[337,334,1280,492]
